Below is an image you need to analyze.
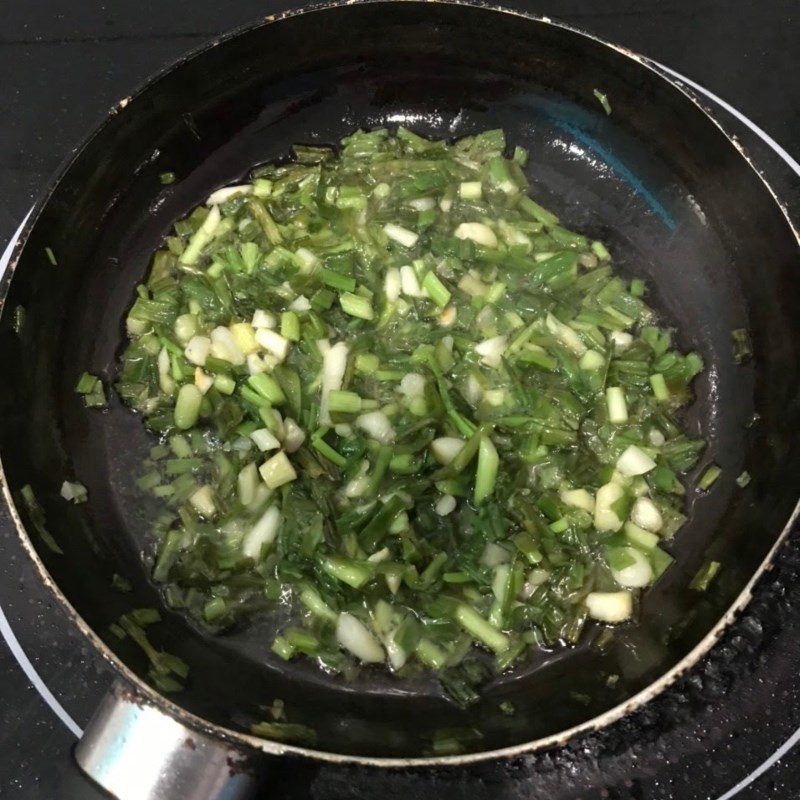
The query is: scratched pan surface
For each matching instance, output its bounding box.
[0,1,798,760]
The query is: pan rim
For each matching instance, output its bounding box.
[1,0,798,768]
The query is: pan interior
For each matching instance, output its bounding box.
[1,2,798,758]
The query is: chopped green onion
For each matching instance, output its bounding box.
[422,272,452,308]
[319,267,356,293]
[593,88,612,115]
[698,464,722,491]
[605,386,628,424]
[736,470,751,488]
[327,390,362,415]
[247,373,285,405]
[690,560,721,592]
[113,127,706,697]
[649,373,669,402]
[454,604,509,654]
[474,436,499,505]
[731,328,752,363]
[311,436,346,467]
[174,384,202,429]
[280,311,300,342]
[339,292,374,320]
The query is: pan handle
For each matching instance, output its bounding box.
[74,679,259,800]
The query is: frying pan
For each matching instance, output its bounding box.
[1,1,798,798]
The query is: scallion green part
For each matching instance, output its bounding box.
[698,464,722,491]
[593,88,612,115]
[690,560,721,592]
[339,292,374,320]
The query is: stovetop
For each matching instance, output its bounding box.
[0,2,798,798]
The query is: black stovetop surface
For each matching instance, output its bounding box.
[0,2,798,798]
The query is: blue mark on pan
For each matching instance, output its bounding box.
[551,117,677,231]
[521,94,677,231]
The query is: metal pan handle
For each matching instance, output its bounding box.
[74,680,259,800]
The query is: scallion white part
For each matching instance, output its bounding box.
[435,494,457,516]
[281,418,306,453]
[475,335,507,368]
[157,347,174,394]
[579,349,605,370]
[586,591,633,623]
[319,341,349,424]
[431,437,464,465]
[174,313,198,344]
[355,410,396,444]
[344,475,370,499]
[454,222,498,248]
[480,542,512,567]
[399,373,426,398]
[457,273,487,297]
[194,368,213,394]
[237,463,259,506]
[383,223,419,248]
[648,428,666,447]
[189,485,216,518]
[459,181,483,200]
[546,312,587,356]
[594,481,626,531]
[210,327,245,365]
[259,451,297,489]
[294,247,318,272]
[246,354,267,375]
[630,497,663,532]
[605,386,628,424]
[206,185,252,205]
[255,328,290,362]
[229,323,259,355]
[611,547,653,588]
[367,547,391,563]
[400,265,424,297]
[60,480,88,504]
[560,488,595,513]
[438,305,457,326]
[252,309,277,329]
[616,445,656,476]
[609,330,633,350]
[371,600,407,670]
[250,428,281,452]
[520,569,550,599]
[246,483,273,513]
[288,295,311,312]
[384,267,401,302]
[484,389,505,407]
[336,612,384,663]
[242,505,281,560]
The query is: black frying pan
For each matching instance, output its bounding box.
[1,0,798,795]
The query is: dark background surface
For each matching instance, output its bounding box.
[0,1,797,798]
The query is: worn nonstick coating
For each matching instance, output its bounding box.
[0,1,798,761]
